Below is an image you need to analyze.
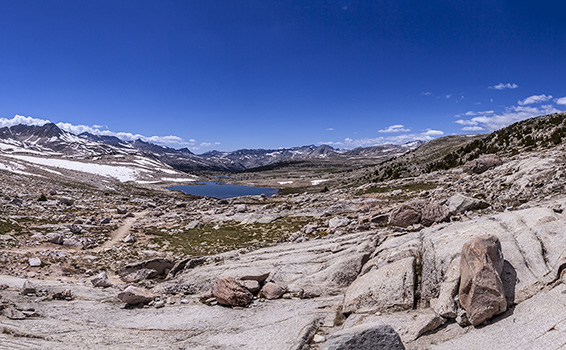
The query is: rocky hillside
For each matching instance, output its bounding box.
[364,112,565,182]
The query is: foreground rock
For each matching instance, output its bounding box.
[117,286,154,305]
[212,277,253,306]
[459,234,507,326]
[261,282,286,299]
[325,323,405,350]
[342,257,414,314]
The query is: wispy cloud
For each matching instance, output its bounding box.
[518,94,553,105]
[421,91,432,96]
[319,129,444,148]
[326,127,334,131]
[489,83,519,90]
[556,97,566,105]
[0,115,210,149]
[454,103,562,131]
[378,124,411,133]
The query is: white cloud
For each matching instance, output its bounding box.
[0,115,51,128]
[463,110,494,116]
[454,104,562,132]
[421,91,432,96]
[378,124,411,133]
[445,94,452,99]
[423,129,444,136]
[326,127,334,131]
[490,83,518,90]
[556,97,566,105]
[462,126,485,132]
[518,94,553,105]
[0,115,208,149]
[318,128,444,149]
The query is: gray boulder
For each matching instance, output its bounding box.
[459,234,507,326]
[261,282,286,299]
[117,286,154,305]
[117,205,128,214]
[446,193,489,214]
[325,323,405,350]
[464,154,502,174]
[46,232,65,244]
[91,272,113,288]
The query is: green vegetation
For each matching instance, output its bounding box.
[147,217,319,256]
[0,219,20,235]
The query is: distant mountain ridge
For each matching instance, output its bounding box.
[0,123,425,172]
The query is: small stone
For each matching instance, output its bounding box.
[91,272,113,288]
[117,205,128,214]
[29,257,41,267]
[117,286,154,305]
[313,334,326,343]
[21,280,36,295]
[154,300,165,308]
[123,233,136,243]
[260,282,286,300]
[239,279,260,294]
[180,299,189,304]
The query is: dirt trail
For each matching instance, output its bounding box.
[93,211,147,251]
[0,211,148,255]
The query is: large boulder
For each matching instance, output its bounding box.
[343,257,415,314]
[459,235,507,326]
[421,202,450,227]
[117,286,154,305]
[325,323,405,350]
[118,258,175,281]
[212,277,253,307]
[434,257,460,318]
[464,154,503,174]
[389,201,425,227]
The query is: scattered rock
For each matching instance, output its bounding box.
[185,220,202,230]
[325,323,406,350]
[3,306,26,320]
[28,257,41,267]
[59,197,74,206]
[154,300,165,308]
[329,216,350,229]
[212,277,253,307]
[21,280,36,295]
[235,204,247,213]
[261,282,286,299]
[123,233,136,243]
[464,154,503,174]
[117,205,128,214]
[70,224,83,234]
[420,202,450,227]
[91,272,113,288]
[459,234,507,326]
[239,279,260,294]
[117,286,154,305]
[52,289,73,300]
[389,201,425,227]
[446,193,489,214]
[46,232,65,245]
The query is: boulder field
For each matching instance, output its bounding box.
[1,196,566,349]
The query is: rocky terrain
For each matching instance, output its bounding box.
[1,113,566,349]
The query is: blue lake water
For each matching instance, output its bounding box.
[168,182,279,199]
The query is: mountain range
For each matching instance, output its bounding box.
[0,123,424,172]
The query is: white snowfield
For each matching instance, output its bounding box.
[4,154,143,182]
[311,179,329,185]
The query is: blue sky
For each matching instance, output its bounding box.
[0,0,565,152]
